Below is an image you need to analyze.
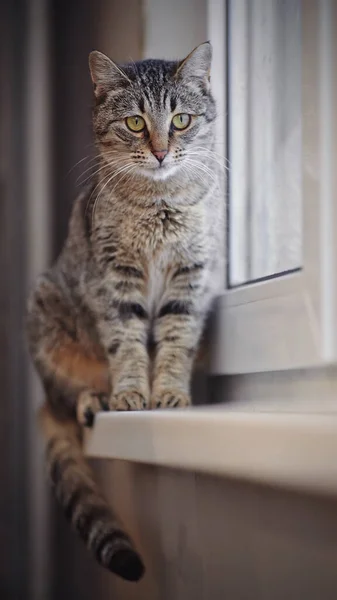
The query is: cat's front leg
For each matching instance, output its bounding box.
[151,265,208,409]
[105,302,150,411]
[93,276,150,411]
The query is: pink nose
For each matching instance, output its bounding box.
[152,149,168,164]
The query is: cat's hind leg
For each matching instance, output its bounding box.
[77,390,110,427]
[27,274,110,418]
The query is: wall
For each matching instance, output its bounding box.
[92,459,337,600]
[143,0,207,59]
[0,1,30,597]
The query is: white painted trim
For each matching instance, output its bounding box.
[210,281,321,374]
[86,409,337,497]
[320,0,336,360]
[208,0,227,290]
[208,0,337,374]
[207,0,226,157]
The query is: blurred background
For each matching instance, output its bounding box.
[3,1,337,599]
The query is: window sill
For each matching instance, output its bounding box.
[85,407,337,496]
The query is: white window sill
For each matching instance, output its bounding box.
[85,407,337,497]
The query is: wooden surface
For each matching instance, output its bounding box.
[86,409,337,496]
[90,459,337,600]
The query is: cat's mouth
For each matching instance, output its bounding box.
[139,161,178,180]
[139,162,179,181]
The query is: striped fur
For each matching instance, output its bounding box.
[26,43,223,578]
[40,404,144,581]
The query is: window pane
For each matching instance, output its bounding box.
[228,0,302,286]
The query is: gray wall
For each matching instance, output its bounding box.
[94,460,337,600]
[144,0,207,59]
[0,1,29,598]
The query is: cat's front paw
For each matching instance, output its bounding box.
[151,389,191,409]
[109,390,148,411]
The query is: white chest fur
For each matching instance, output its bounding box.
[146,252,169,317]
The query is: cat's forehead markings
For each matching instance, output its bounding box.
[139,90,176,123]
[170,96,177,112]
[162,87,169,108]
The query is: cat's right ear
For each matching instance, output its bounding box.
[89,51,131,97]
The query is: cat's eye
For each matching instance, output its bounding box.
[126,115,146,133]
[172,113,191,131]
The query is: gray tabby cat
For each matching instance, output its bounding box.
[26,42,223,581]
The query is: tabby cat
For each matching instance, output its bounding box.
[26,42,223,581]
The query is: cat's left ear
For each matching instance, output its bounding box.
[89,50,131,97]
[175,41,212,83]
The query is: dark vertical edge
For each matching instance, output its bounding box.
[0,0,30,597]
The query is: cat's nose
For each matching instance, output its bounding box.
[151,149,168,164]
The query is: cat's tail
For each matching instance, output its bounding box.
[39,402,144,581]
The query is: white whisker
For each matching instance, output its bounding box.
[92,163,137,223]
[181,162,210,187]
[77,156,129,186]
[184,158,219,186]
[192,146,231,166]
[189,148,231,170]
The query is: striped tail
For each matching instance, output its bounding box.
[39,403,145,581]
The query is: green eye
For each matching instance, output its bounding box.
[172,113,191,130]
[126,115,146,132]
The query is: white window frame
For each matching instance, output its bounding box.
[208,0,337,374]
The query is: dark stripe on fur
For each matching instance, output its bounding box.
[142,87,154,109]
[173,263,205,278]
[114,265,143,278]
[162,335,180,343]
[109,549,145,582]
[41,405,145,581]
[108,341,120,355]
[158,300,191,318]
[163,88,169,106]
[74,504,110,542]
[94,530,130,562]
[103,244,118,255]
[95,91,108,107]
[73,503,110,542]
[115,280,140,292]
[117,301,148,320]
[50,455,75,485]
[170,95,177,112]
[64,487,86,522]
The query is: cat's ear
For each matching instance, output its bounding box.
[176,42,212,83]
[89,51,131,97]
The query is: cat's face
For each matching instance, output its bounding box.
[89,43,216,181]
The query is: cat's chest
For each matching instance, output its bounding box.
[146,252,170,315]
[130,204,189,251]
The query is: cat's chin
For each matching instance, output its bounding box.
[139,164,179,181]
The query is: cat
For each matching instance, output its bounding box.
[26,41,223,581]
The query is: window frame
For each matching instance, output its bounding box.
[208,0,337,374]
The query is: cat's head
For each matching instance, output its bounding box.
[89,43,216,181]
